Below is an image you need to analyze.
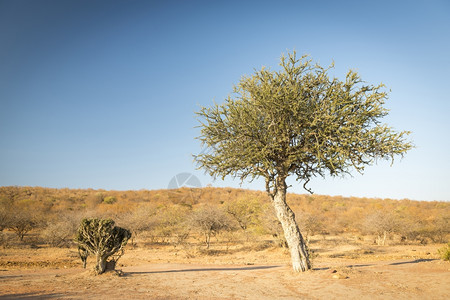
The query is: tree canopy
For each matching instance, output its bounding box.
[195,52,413,195]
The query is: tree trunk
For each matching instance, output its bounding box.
[78,247,88,268]
[272,187,311,272]
[376,231,387,246]
[95,254,107,274]
[205,232,210,249]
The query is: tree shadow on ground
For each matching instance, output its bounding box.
[0,292,65,299]
[389,258,436,266]
[126,265,281,275]
[0,275,24,280]
[313,264,375,271]
[314,258,437,271]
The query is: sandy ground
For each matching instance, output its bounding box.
[1,245,449,299]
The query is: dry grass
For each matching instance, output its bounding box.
[1,186,449,298]
[1,237,449,299]
[0,234,445,270]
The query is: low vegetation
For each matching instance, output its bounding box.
[438,242,450,261]
[0,186,448,264]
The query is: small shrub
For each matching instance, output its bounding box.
[41,221,76,247]
[0,232,14,248]
[438,242,450,261]
[103,196,117,204]
[41,212,81,247]
[296,212,324,243]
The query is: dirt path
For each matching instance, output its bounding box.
[1,259,449,299]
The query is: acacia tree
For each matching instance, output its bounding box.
[195,52,412,272]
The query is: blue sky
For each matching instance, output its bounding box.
[1,0,449,201]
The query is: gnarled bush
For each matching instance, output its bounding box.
[74,218,131,274]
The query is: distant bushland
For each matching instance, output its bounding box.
[0,186,448,250]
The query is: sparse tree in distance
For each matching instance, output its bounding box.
[189,206,233,249]
[296,212,324,244]
[0,206,8,232]
[41,212,82,247]
[7,206,37,241]
[152,205,190,244]
[195,51,413,271]
[363,210,400,245]
[117,204,156,245]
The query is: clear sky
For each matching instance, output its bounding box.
[1,0,449,201]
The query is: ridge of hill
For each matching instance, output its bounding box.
[1,185,448,213]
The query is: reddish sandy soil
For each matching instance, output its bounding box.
[1,245,449,299]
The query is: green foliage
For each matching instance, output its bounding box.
[195,52,413,272]
[74,218,131,274]
[226,197,262,231]
[195,51,413,194]
[96,192,105,202]
[438,242,450,261]
[103,196,117,204]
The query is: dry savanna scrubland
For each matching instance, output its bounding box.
[0,186,449,299]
